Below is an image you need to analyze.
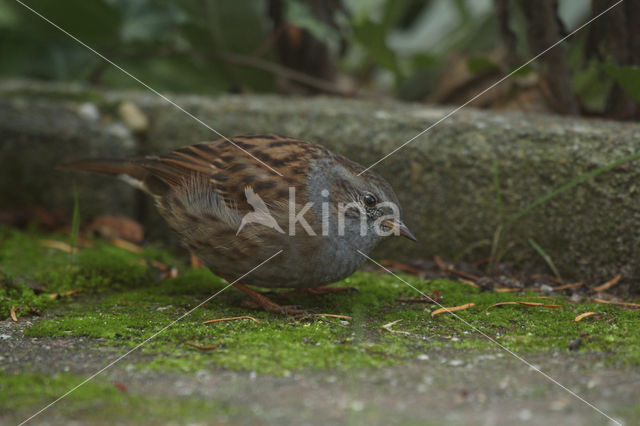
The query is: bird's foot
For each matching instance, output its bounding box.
[277,286,359,298]
[234,283,306,316]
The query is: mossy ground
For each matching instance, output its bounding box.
[0,372,239,424]
[2,225,640,379]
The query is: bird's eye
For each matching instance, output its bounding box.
[363,193,377,207]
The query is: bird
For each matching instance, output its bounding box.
[236,187,285,235]
[61,134,416,315]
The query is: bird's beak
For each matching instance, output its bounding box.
[382,219,417,242]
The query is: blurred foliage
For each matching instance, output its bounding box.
[0,0,638,118]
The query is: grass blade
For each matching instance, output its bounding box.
[528,238,562,282]
[507,151,640,226]
[68,183,80,252]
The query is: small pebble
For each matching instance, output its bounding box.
[349,400,364,411]
[518,409,533,421]
[118,101,149,132]
[568,338,582,351]
[77,102,100,121]
[550,398,569,411]
[540,284,554,294]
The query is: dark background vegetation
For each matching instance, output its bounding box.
[1,0,638,120]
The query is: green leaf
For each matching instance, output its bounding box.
[603,64,640,104]
[13,0,122,45]
[466,55,501,74]
[101,55,231,94]
[351,18,402,80]
[572,60,611,112]
[284,0,341,53]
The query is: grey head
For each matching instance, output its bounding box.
[307,151,416,255]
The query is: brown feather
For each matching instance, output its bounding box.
[58,159,145,181]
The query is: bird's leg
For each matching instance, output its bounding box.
[276,286,359,298]
[234,283,306,316]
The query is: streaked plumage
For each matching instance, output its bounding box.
[62,134,414,306]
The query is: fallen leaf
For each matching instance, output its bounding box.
[161,267,179,280]
[138,259,168,271]
[592,273,622,293]
[109,237,143,253]
[86,215,144,243]
[488,301,562,309]
[10,305,18,322]
[494,287,520,293]
[433,255,447,271]
[433,255,480,280]
[574,312,596,322]
[190,252,204,269]
[458,279,480,289]
[112,381,128,393]
[449,268,480,281]
[431,303,475,317]
[546,275,563,284]
[48,289,80,299]
[40,240,78,253]
[184,341,219,351]
[592,298,640,308]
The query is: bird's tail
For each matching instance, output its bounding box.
[59,158,150,192]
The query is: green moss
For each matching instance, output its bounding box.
[0,85,107,106]
[2,226,640,375]
[0,372,237,424]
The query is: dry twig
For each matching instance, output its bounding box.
[574,312,596,322]
[488,301,561,309]
[592,298,640,308]
[431,303,475,318]
[551,281,584,291]
[48,289,80,299]
[458,279,481,289]
[110,237,143,253]
[184,341,219,351]
[592,273,622,293]
[203,315,260,325]
[40,240,78,254]
[396,290,441,304]
[380,319,412,336]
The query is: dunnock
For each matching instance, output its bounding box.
[62,135,415,314]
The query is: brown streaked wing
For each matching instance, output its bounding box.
[135,135,322,214]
